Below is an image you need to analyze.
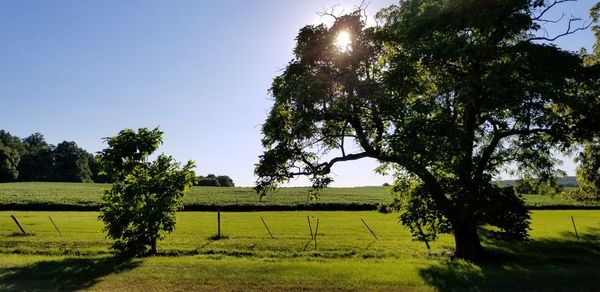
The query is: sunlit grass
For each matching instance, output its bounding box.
[0,210,598,290]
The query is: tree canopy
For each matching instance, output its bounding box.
[98,127,196,257]
[0,129,105,183]
[195,174,235,187]
[255,0,600,260]
[573,2,600,202]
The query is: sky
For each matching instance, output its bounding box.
[0,0,597,187]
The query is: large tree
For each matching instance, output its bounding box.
[18,133,54,181]
[255,0,600,260]
[52,141,93,182]
[574,2,600,201]
[0,130,22,182]
[0,146,19,182]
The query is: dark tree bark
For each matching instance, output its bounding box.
[149,236,157,255]
[452,221,483,261]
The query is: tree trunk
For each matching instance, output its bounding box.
[149,236,157,255]
[453,223,483,261]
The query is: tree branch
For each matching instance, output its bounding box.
[289,151,373,178]
[474,128,553,180]
[528,17,591,42]
[531,0,573,22]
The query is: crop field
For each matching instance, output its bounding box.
[1,182,598,211]
[0,210,599,290]
[0,182,392,210]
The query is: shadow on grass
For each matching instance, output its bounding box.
[0,256,140,291]
[420,227,600,291]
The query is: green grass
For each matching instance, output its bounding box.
[0,210,598,290]
[0,255,433,291]
[0,182,392,210]
[1,182,598,211]
[0,211,453,257]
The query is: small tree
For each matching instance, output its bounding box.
[98,127,195,257]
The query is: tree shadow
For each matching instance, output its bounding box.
[419,227,600,291]
[0,256,141,291]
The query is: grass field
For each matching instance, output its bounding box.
[0,210,599,290]
[0,211,451,257]
[0,182,392,210]
[1,182,598,211]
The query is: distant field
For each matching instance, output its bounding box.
[0,182,598,211]
[0,210,598,290]
[0,182,392,211]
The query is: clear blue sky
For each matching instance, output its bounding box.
[0,0,596,186]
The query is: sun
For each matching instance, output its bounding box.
[334,31,352,53]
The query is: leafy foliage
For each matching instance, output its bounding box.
[513,177,538,194]
[0,146,19,182]
[18,133,54,182]
[98,128,195,257]
[392,177,451,243]
[53,141,93,183]
[0,130,108,183]
[255,0,600,260]
[195,174,235,187]
[572,3,600,202]
[574,141,600,201]
[0,130,22,182]
[513,176,563,196]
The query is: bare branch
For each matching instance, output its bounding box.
[340,122,348,157]
[316,6,340,21]
[536,12,565,24]
[317,1,370,24]
[531,0,574,22]
[528,17,592,42]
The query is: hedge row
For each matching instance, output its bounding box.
[2,202,599,212]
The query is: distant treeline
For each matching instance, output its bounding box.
[0,130,112,183]
[0,129,238,185]
[195,174,234,187]
[498,176,578,188]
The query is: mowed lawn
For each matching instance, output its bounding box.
[0,210,599,291]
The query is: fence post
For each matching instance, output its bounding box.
[49,216,62,236]
[307,216,314,239]
[314,218,320,250]
[260,216,275,239]
[571,216,579,240]
[360,218,378,240]
[218,212,221,239]
[10,215,27,234]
